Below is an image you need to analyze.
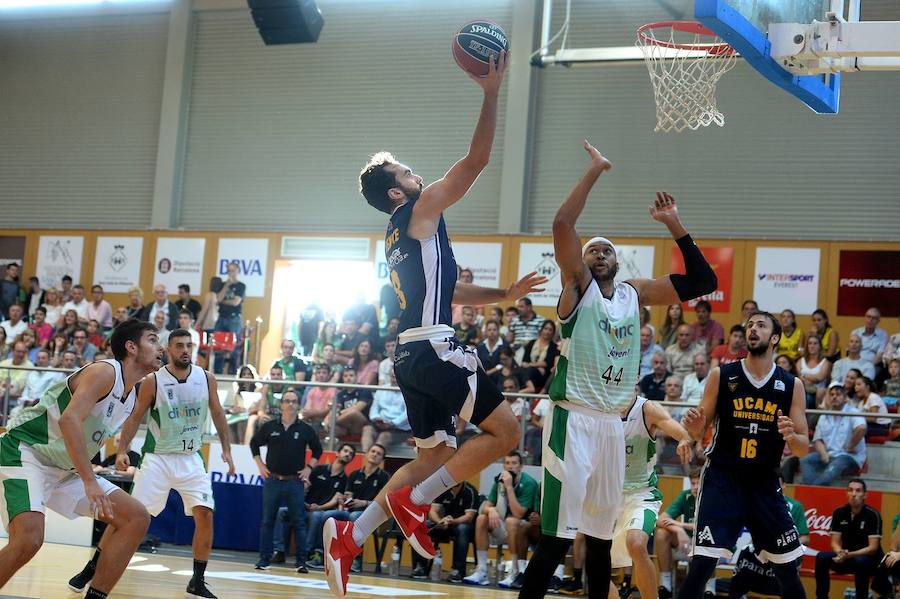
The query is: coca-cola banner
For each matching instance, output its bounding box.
[670,246,734,313]
[837,250,900,317]
[793,484,883,572]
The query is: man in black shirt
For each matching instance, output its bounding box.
[814,478,884,599]
[306,444,390,572]
[175,284,202,321]
[638,351,671,402]
[213,261,246,374]
[410,480,480,583]
[300,444,356,567]
[250,390,322,572]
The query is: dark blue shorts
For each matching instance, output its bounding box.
[393,335,504,449]
[693,463,803,564]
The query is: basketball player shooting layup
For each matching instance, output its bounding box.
[0,319,160,599]
[519,140,718,599]
[322,50,545,597]
[678,311,809,599]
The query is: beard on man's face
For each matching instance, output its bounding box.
[747,337,771,356]
[593,262,618,282]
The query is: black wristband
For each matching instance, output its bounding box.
[669,234,717,302]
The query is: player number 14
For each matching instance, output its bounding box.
[182,439,195,452]
[740,438,757,459]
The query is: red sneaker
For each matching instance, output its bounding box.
[323,518,361,598]
[386,486,435,559]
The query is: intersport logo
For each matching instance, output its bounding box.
[804,508,832,537]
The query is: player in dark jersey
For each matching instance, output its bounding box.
[678,311,809,599]
[322,51,546,598]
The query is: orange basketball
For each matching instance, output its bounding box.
[452,20,509,78]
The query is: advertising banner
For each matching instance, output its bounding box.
[36,236,83,288]
[754,247,821,315]
[216,238,269,298]
[837,250,900,317]
[154,238,205,292]
[92,236,143,292]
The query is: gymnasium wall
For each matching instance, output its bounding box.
[1,0,898,237]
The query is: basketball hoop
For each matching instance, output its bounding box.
[636,21,738,133]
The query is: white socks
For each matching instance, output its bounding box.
[351,501,388,547]
[660,571,673,591]
[476,550,488,572]
[410,466,457,506]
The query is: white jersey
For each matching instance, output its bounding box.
[622,396,660,493]
[143,365,209,455]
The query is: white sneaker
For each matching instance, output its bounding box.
[498,572,519,588]
[462,569,489,586]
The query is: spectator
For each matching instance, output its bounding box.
[814,479,884,599]
[640,306,655,340]
[153,311,170,349]
[175,284,202,321]
[60,350,77,371]
[639,352,671,402]
[27,306,53,347]
[227,364,261,442]
[659,303,685,349]
[312,321,338,363]
[776,353,797,376]
[142,284,178,330]
[300,364,337,431]
[305,444,389,573]
[17,328,40,363]
[55,309,79,341]
[489,346,535,394]
[410,480,480,583]
[486,306,507,339]
[17,349,63,413]
[23,276,43,322]
[798,334,831,409]
[348,339,378,385]
[709,324,747,368]
[111,306,129,330]
[503,306,519,344]
[335,318,365,361]
[0,327,8,361]
[41,287,64,329]
[884,326,900,372]
[451,268,476,325]
[343,299,379,349]
[214,263,246,374]
[663,374,683,404]
[453,305,481,347]
[501,376,529,421]
[739,299,759,328]
[59,274,73,302]
[273,339,308,382]
[800,383,866,486]
[85,320,103,350]
[811,308,841,359]
[851,307,888,368]
[831,334,876,384]
[665,324,700,378]
[655,470,700,599]
[176,310,200,363]
[250,390,322,572]
[853,376,890,436]
[320,343,341,374]
[874,513,900,595]
[689,299,724,354]
[298,303,324,357]
[378,337,396,386]
[508,297,545,350]
[776,309,804,361]
[68,328,98,366]
[844,368,863,403]
[326,366,372,441]
[476,319,505,375]
[260,365,289,419]
[46,333,69,368]
[883,358,900,400]
[125,286,144,319]
[362,368,410,450]
[61,284,89,323]
[464,451,540,588]
[0,263,22,319]
[194,277,222,335]
[681,353,710,407]
[639,325,664,379]
[1,303,27,340]
[520,320,558,392]
[526,396,551,465]
[0,341,33,407]
[86,285,112,331]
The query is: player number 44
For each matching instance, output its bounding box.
[601,365,624,386]
[740,438,757,459]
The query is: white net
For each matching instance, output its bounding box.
[636,22,738,133]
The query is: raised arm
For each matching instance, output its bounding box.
[408,52,508,239]
[628,193,717,307]
[452,271,547,306]
[553,141,612,317]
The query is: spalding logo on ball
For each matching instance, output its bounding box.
[452,19,509,78]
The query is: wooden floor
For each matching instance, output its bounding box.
[0,541,519,598]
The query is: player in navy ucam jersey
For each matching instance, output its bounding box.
[679,311,809,599]
[321,51,546,597]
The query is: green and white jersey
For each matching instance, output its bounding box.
[143,365,209,455]
[622,396,661,495]
[5,359,135,470]
[550,279,641,413]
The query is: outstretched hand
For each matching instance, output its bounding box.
[506,271,548,301]
[583,140,612,173]
[682,406,706,438]
[649,191,680,226]
[468,50,508,96]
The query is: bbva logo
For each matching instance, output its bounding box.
[219,259,263,276]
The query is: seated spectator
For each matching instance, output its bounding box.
[776,309,804,362]
[640,306,655,341]
[453,305,480,347]
[798,334,831,409]
[811,308,841,359]
[85,319,104,350]
[853,376,890,436]
[525,396,551,465]
[141,284,178,330]
[709,324,747,368]
[175,283,202,322]
[689,299,724,354]
[520,320,558,392]
[476,319,505,375]
[800,383,867,486]
[362,368,410,450]
[485,306,507,338]
[68,328,97,367]
[0,264,22,320]
[639,352,671,402]
[125,286,144,319]
[378,336,396,385]
[501,376,529,421]
[16,328,40,363]
[55,309,79,341]
[659,303,685,350]
[348,339,378,385]
[326,366,372,440]
[41,287,64,331]
[851,307,888,368]
[844,368,863,403]
[775,353,797,376]
[304,444,389,573]
[814,479,885,599]
[61,284,89,323]
[410,480,480,583]
[153,311,170,349]
[175,310,200,363]
[229,364,260,443]
[300,364,336,432]
[0,341,33,408]
[111,306,129,330]
[1,304,27,340]
[655,470,700,599]
[86,285,113,331]
[59,275,73,303]
[832,334,876,383]
[28,306,53,347]
[884,329,900,373]
[489,346,535,393]
[319,343,342,377]
[665,324,701,378]
[12,349,62,417]
[46,332,69,368]
[680,353,710,408]
[23,276,42,322]
[502,306,518,345]
[508,298,545,350]
[639,325,664,379]
[335,318,365,361]
[60,350,77,371]
[882,358,900,402]
[312,321,338,362]
[738,299,759,328]
[0,327,7,361]
[464,451,540,588]
[272,339,308,382]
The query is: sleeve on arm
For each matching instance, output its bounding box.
[487,482,498,505]
[249,421,267,456]
[308,428,324,459]
[666,491,686,518]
